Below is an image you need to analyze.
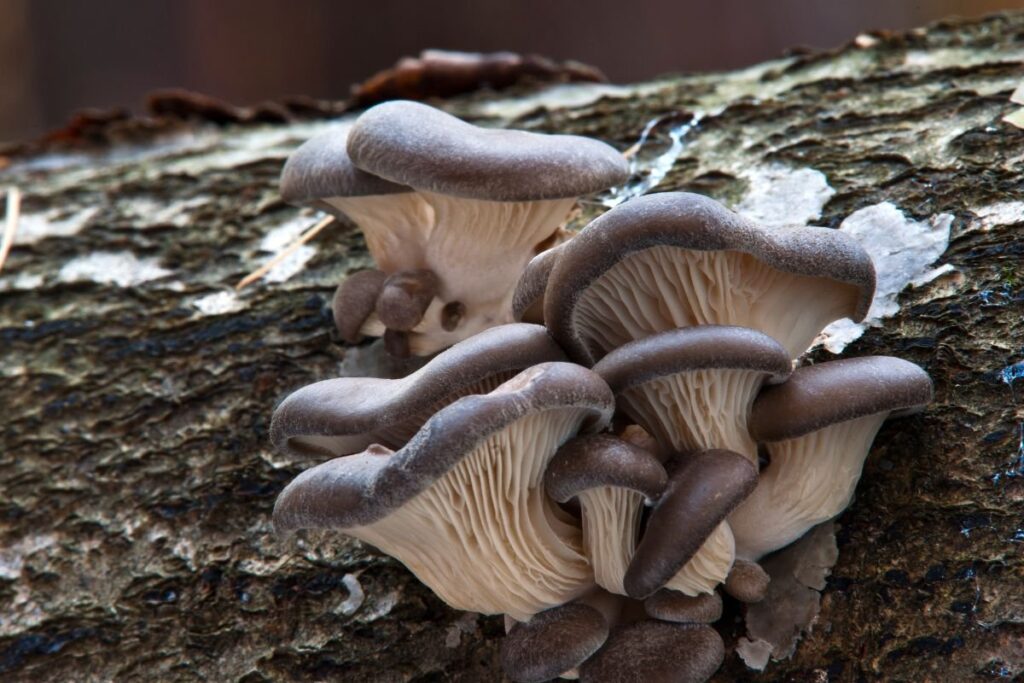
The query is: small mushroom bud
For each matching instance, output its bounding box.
[332,269,388,344]
[440,300,465,331]
[725,559,770,603]
[383,328,410,357]
[376,269,440,331]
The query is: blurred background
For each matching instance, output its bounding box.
[1,0,1021,143]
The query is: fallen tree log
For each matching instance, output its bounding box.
[1,12,1023,682]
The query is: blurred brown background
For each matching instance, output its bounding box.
[1,0,1021,143]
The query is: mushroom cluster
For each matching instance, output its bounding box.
[270,191,933,681]
[281,100,628,357]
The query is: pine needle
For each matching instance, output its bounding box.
[0,186,22,275]
[235,215,334,290]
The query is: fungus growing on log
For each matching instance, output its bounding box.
[729,355,934,560]
[273,362,614,621]
[543,191,876,364]
[282,100,627,355]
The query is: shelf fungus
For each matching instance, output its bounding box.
[270,323,565,459]
[282,100,627,356]
[729,356,934,561]
[542,191,876,364]
[273,362,614,621]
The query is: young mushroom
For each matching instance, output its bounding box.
[578,620,725,683]
[545,434,667,596]
[283,100,628,355]
[593,325,791,463]
[270,323,565,460]
[728,356,933,560]
[274,362,615,621]
[501,602,610,683]
[543,191,876,365]
[624,449,758,600]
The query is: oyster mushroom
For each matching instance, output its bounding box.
[283,101,628,355]
[501,602,609,683]
[593,325,791,463]
[270,323,566,460]
[579,620,724,683]
[624,449,758,600]
[545,434,667,596]
[544,191,876,364]
[729,356,933,560]
[643,589,723,624]
[274,362,614,621]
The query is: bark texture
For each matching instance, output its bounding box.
[2,12,1023,683]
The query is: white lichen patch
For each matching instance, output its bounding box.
[192,290,245,316]
[120,195,210,228]
[970,201,1024,232]
[902,46,1024,71]
[473,81,668,120]
[58,251,173,288]
[336,574,365,616]
[0,271,45,292]
[735,166,835,228]
[254,214,321,283]
[816,203,953,353]
[0,533,57,580]
[13,206,100,245]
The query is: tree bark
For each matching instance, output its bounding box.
[2,12,1023,682]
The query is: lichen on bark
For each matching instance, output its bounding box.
[1,12,1023,682]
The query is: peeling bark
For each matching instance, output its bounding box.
[2,12,1023,683]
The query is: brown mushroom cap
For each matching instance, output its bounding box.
[332,269,388,344]
[724,559,771,603]
[643,590,723,624]
[593,326,790,462]
[347,100,629,201]
[501,603,609,683]
[624,449,758,599]
[579,621,725,683]
[512,239,571,324]
[545,434,668,503]
[544,191,876,364]
[280,124,410,205]
[749,355,935,442]
[270,323,566,459]
[274,362,614,619]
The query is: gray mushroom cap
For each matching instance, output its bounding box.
[270,323,567,459]
[592,325,791,392]
[501,603,609,683]
[624,449,758,599]
[279,125,411,204]
[544,191,876,364]
[643,590,723,624]
[512,240,571,323]
[545,434,668,503]
[347,100,629,201]
[749,355,934,442]
[579,621,725,683]
[273,361,614,531]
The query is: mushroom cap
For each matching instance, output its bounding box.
[545,434,667,503]
[592,325,791,392]
[624,449,758,599]
[512,240,571,323]
[279,124,411,204]
[749,355,934,442]
[579,621,725,683]
[544,192,876,363]
[346,100,629,201]
[643,590,723,624]
[501,603,609,683]
[724,559,770,603]
[270,323,567,458]
[273,360,614,531]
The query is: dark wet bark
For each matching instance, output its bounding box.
[2,12,1023,683]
